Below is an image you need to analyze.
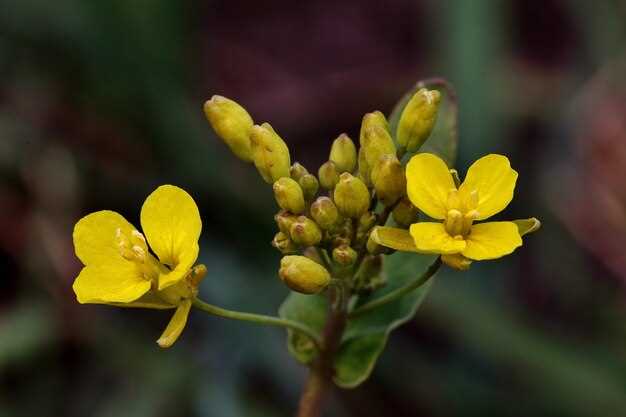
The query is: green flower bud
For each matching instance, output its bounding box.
[329,133,357,173]
[371,154,406,206]
[203,95,254,162]
[275,210,297,235]
[396,88,441,152]
[299,174,319,201]
[318,161,340,190]
[392,197,419,227]
[357,147,372,187]
[290,216,322,247]
[356,211,377,247]
[310,196,340,230]
[353,255,386,294]
[279,255,331,294]
[273,177,305,214]
[272,232,297,254]
[290,162,309,181]
[359,111,389,139]
[334,173,370,219]
[332,244,357,266]
[250,123,291,183]
[362,125,396,170]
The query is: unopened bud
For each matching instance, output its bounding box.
[290,162,309,181]
[272,232,297,254]
[357,147,372,187]
[273,177,305,214]
[299,174,319,201]
[334,173,370,219]
[371,155,406,206]
[392,197,419,227]
[290,216,322,247]
[250,123,291,183]
[318,161,340,190]
[360,112,396,172]
[396,88,441,152]
[358,211,377,233]
[203,95,254,162]
[310,197,340,230]
[332,245,357,266]
[353,255,386,294]
[279,255,331,294]
[441,254,472,271]
[275,211,297,235]
[329,133,357,173]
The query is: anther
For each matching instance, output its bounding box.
[444,209,464,236]
[446,189,461,211]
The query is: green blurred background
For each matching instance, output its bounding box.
[1,1,625,416]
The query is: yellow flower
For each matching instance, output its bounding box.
[406,153,524,264]
[72,185,206,348]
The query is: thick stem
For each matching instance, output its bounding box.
[297,287,348,417]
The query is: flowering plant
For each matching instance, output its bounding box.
[72,78,539,417]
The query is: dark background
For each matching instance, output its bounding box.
[1,1,626,416]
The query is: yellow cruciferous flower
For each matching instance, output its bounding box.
[406,153,524,264]
[72,185,206,348]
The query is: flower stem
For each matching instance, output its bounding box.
[348,256,442,318]
[191,298,322,348]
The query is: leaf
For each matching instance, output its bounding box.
[278,292,327,364]
[388,80,458,166]
[333,253,437,388]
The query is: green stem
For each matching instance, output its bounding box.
[192,298,322,348]
[348,256,442,318]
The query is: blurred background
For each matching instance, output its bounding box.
[1,1,625,416]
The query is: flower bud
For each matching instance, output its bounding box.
[299,174,319,201]
[362,126,396,168]
[396,88,441,152]
[357,147,372,187]
[290,162,309,181]
[441,254,472,271]
[203,95,254,162]
[290,216,322,247]
[250,123,291,183]
[329,133,357,173]
[318,161,340,190]
[366,233,393,255]
[356,211,377,247]
[332,244,357,266]
[359,111,389,139]
[334,173,370,219]
[275,210,297,235]
[310,197,340,230]
[353,255,386,294]
[392,197,419,227]
[272,232,297,254]
[273,177,305,214]
[279,255,331,294]
[371,154,406,206]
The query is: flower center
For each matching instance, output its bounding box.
[115,228,161,282]
[443,189,479,238]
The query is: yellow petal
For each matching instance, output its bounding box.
[140,185,202,290]
[73,210,135,266]
[409,222,466,254]
[73,262,151,304]
[462,221,522,260]
[513,217,541,237]
[406,153,455,219]
[157,299,192,348]
[458,154,518,220]
[110,292,177,309]
[370,226,419,252]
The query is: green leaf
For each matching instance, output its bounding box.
[333,253,437,388]
[278,292,327,364]
[388,81,458,166]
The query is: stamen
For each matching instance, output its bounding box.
[131,230,146,244]
[467,190,479,211]
[132,245,147,263]
[444,209,464,236]
[462,209,479,235]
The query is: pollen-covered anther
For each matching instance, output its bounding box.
[444,209,464,236]
[131,245,147,263]
[462,209,479,234]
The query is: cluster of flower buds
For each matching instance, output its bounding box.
[204,89,440,294]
